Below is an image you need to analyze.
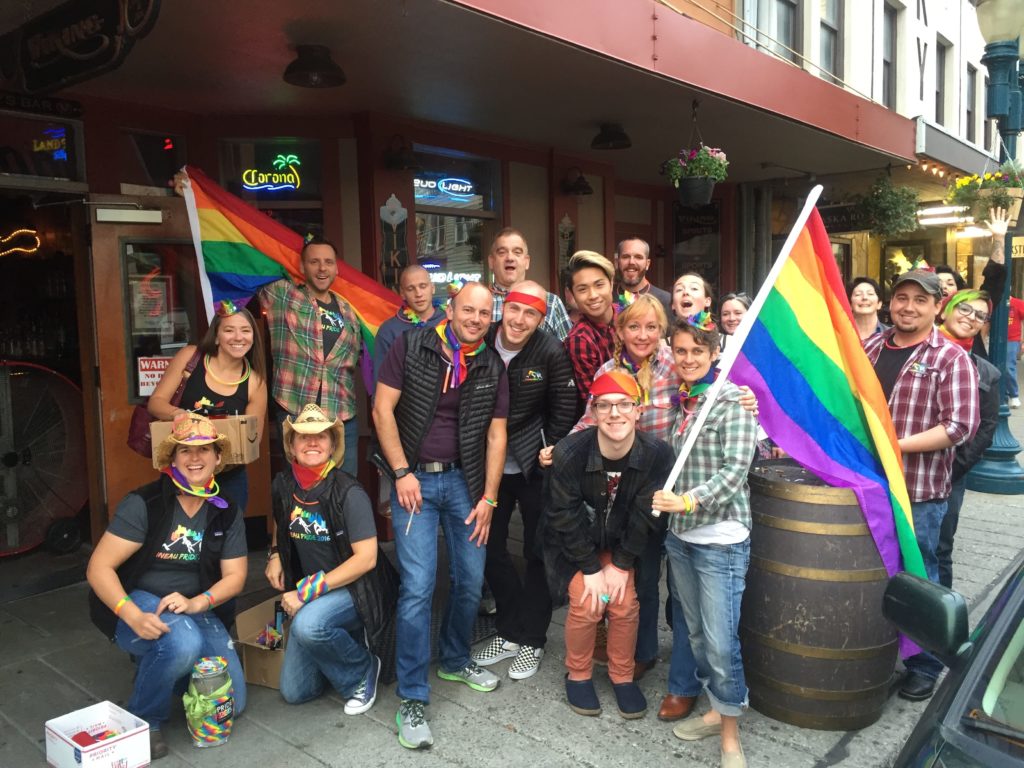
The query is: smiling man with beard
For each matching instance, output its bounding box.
[373,282,509,750]
[863,269,979,702]
[615,237,672,320]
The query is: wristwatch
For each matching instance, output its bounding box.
[394,466,412,480]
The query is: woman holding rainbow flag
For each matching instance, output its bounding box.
[653,313,758,768]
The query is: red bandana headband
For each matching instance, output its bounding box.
[505,291,547,316]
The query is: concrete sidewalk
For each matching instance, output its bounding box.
[5,431,1024,767]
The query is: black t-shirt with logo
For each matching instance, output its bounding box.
[106,493,248,598]
[317,296,345,358]
[288,482,378,579]
[874,343,920,402]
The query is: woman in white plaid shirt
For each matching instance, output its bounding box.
[653,315,758,768]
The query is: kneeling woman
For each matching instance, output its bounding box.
[87,413,248,760]
[653,316,757,768]
[266,404,394,715]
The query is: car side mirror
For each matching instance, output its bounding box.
[883,573,970,667]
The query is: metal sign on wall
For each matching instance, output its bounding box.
[0,0,161,95]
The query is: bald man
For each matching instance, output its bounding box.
[373,265,443,387]
[373,282,509,749]
[472,281,578,681]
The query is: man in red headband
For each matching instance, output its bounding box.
[542,369,673,720]
[471,281,577,681]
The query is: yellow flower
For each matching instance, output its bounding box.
[984,172,993,180]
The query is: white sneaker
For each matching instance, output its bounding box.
[1011,397,1021,408]
[508,645,544,680]
[472,635,519,666]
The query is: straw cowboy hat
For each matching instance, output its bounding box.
[283,404,345,465]
[154,412,231,472]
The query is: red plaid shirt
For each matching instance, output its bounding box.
[260,280,361,420]
[572,344,678,441]
[864,327,979,502]
[564,314,616,401]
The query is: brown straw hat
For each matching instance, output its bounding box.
[154,412,230,472]
[283,404,345,465]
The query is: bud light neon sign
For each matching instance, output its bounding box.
[414,176,475,200]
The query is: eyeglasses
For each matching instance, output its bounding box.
[591,400,638,415]
[954,302,990,324]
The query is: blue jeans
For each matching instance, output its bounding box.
[217,466,248,512]
[279,587,370,703]
[937,479,966,589]
[114,590,247,730]
[666,568,700,698]
[665,535,750,717]
[392,468,486,703]
[1007,341,1020,398]
[633,528,663,663]
[906,499,949,680]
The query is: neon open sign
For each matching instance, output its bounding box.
[414,176,475,199]
[242,153,302,192]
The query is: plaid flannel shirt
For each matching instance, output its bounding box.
[260,279,361,420]
[572,343,679,441]
[564,314,616,401]
[864,327,979,502]
[668,381,758,534]
[491,284,573,341]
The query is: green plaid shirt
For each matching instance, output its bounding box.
[260,279,361,420]
[668,380,758,534]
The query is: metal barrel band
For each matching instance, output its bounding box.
[752,511,869,537]
[750,555,887,583]
[740,625,898,661]
[745,667,894,702]
[747,475,855,505]
[749,696,890,731]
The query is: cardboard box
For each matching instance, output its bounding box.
[45,701,149,768]
[150,414,260,469]
[236,596,288,689]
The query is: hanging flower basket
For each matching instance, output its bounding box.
[677,176,715,206]
[946,161,1024,227]
[661,144,728,207]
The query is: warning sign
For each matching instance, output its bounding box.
[138,356,172,397]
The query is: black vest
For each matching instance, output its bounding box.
[271,469,399,658]
[394,327,504,499]
[88,476,240,641]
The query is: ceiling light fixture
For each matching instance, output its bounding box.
[590,123,632,150]
[562,167,594,196]
[283,45,346,88]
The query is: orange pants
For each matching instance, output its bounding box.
[564,552,639,684]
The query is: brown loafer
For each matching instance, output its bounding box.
[632,658,657,681]
[657,694,696,721]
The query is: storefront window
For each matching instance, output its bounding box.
[0,111,84,186]
[413,148,498,298]
[119,130,187,189]
[219,139,323,238]
[122,241,205,402]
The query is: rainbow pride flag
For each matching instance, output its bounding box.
[180,165,400,360]
[727,197,925,587]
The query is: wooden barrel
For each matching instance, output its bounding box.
[740,460,898,731]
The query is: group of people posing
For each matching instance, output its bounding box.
[85,205,1009,766]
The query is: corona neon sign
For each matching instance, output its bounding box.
[242,153,302,192]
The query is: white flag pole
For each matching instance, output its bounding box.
[653,184,824,515]
[180,167,216,324]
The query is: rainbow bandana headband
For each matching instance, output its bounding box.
[436,319,486,390]
[590,369,641,401]
[505,291,547,315]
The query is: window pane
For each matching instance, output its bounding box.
[415,214,485,300]
[820,0,839,23]
[821,27,837,78]
[776,0,796,60]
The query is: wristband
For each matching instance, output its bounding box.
[481,496,498,508]
[202,591,215,608]
[114,595,132,616]
[681,493,695,514]
[296,571,330,603]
